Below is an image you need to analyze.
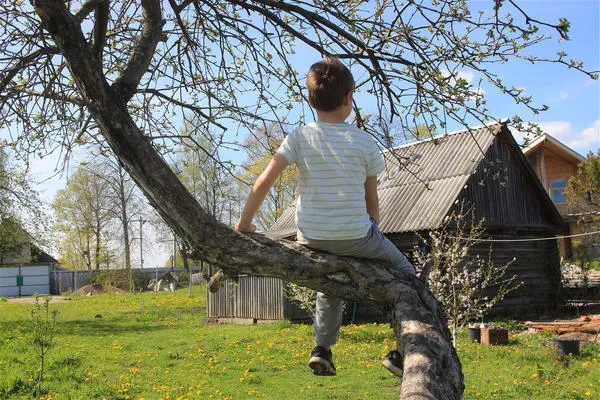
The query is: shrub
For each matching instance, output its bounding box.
[91,270,149,291]
[284,283,316,319]
[178,271,190,286]
[28,295,58,398]
[419,206,522,346]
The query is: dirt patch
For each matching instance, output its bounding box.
[73,283,126,296]
[3,284,126,303]
[4,296,71,304]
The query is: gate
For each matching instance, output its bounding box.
[0,266,51,297]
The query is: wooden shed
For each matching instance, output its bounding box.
[210,122,566,321]
[207,275,310,322]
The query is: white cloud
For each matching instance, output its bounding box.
[571,120,600,154]
[537,121,573,140]
[514,120,600,156]
[440,69,486,98]
[456,70,475,84]
[537,120,600,155]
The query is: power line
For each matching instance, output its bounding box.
[449,229,600,243]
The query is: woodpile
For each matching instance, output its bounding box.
[525,316,600,343]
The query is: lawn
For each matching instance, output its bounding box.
[0,287,598,400]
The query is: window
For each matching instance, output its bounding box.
[586,190,594,204]
[550,179,567,204]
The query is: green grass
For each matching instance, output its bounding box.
[0,286,598,400]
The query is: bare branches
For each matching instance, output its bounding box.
[507,0,570,39]
[0,47,59,94]
[1,0,597,174]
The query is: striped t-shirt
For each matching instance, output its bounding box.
[277,121,385,240]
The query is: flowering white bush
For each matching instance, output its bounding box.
[419,207,521,346]
[561,262,583,276]
[284,282,317,319]
[560,260,591,288]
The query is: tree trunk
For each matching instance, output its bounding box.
[118,169,132,287]
[34,1,463,398]
[95,219,101,271]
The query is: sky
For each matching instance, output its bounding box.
[477,0,599,157]
[1,0,599,264]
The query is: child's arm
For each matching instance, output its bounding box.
[235,153,290,232]
[364,175,380,223]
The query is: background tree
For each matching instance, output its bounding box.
[81,152,147,286]
[174,119,241,271]
[564,151,600,278]
[1,1,598,398]
[241,123,298,230]
[176,119,240,225]
[566,150,600,220]
[53,163,113,270]
[0,216,30,265]
[0,148,47,262]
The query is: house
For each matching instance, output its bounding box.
[523,133,598,260]
[208,122,566,321]
[0,243,58,297]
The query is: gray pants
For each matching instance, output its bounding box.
[299,219,415,349]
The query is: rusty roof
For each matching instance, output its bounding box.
[268,122,506,239]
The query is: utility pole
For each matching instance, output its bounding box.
[172,232,177,269]
[139,217,146,269]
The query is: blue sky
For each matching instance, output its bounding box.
[459,0,599,156]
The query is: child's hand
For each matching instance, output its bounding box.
[235,221,257,233]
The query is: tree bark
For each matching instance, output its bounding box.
[33,1,464,398]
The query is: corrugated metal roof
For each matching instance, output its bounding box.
[268,123,504,237]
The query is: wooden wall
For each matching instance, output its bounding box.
[477,232,562,317]
[458,132,560,229]
[388,230,562,319]
[543,151,579,215]
[207,275,310,322]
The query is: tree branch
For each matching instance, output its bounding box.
[33,1,464,398]
[112,0,164,102]
[0,47,59,94]
[92,0,109,63]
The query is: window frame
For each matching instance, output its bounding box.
[550,178,568,204]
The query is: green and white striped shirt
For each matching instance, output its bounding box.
[277,121,385,240]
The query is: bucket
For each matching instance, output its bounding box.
[553,339,580,356]
[467,327,481,343]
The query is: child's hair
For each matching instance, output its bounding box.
[307,57,354,111]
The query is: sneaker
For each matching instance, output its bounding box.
[382,350,403,378]
[208,270,226,293]
[308,346,336,376]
